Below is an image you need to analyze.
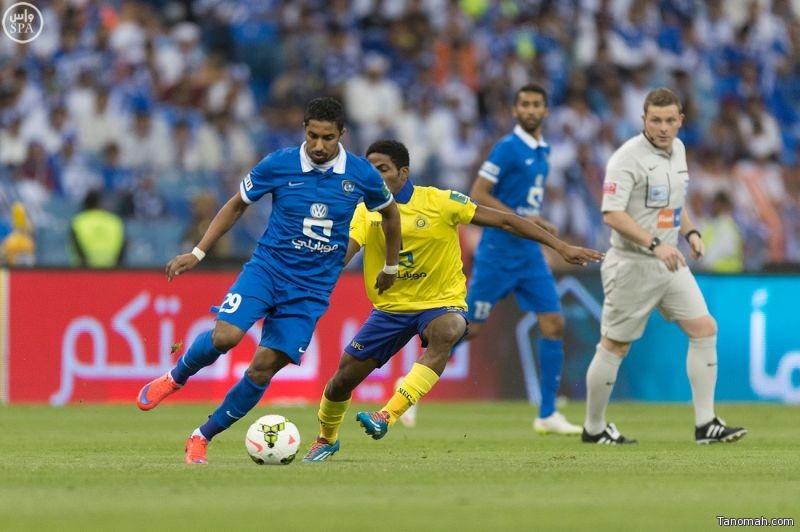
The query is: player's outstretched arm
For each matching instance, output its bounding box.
[343,238,362,267]
[471,205,604,266]
[165,192,249,281]
[469,176,515,214]
[375,200,401,294]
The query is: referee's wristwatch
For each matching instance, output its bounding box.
[648,236,662,252]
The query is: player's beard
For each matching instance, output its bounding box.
[519,116,543,135]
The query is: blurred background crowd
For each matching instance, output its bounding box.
[0,0,798,271]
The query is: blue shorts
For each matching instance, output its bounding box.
[344,307,468,367]
[214,261,330,364]
[466,251,560,323]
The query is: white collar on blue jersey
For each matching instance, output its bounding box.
[299,142,348,174]
[513,124,548,150]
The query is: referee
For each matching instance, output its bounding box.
[582,88,747,445]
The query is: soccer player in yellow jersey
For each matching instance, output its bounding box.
[303,140,603,461]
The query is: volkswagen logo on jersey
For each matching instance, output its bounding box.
[310,203,328,218]
[342,180,355,194]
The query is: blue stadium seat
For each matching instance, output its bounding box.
[123,219,186,268]
[35,224,73,266]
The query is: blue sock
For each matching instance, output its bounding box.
[538,338,564,418]
[199,373,267,440]
[170,331,224,385]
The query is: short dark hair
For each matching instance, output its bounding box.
[83,189,102,210]
[366,139,410,170]
[304,97,345,131]
[515,83,548,106]
[643,88,682,114]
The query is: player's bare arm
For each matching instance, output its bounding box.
[375,200,401,294]
[603,210,686,272]
[469,176,515,213]
[166,192,249,281]
[344,238,362,267]
[679,209,704,260]
[471,205,603,266]
[470,176,557,235]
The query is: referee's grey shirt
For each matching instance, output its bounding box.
[601,133,689,256]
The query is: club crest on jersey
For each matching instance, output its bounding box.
[648,184,668,202]
[342,180,355,194]
[310,203,328,218]
[415,215,428,228]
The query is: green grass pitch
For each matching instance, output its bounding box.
[1,402,797,531]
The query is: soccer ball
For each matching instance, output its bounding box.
[245,414,301,465]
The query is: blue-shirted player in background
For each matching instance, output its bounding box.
[465,84,581,435]
[136,97,401,464]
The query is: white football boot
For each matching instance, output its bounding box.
[533,411,582,435]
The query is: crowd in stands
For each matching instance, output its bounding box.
[0,0,798,271]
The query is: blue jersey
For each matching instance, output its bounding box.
[475,125,551,261]
[240,143,393,292]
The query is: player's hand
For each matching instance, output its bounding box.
[526,216,558,236]
[559,245,605,266]
[654,243,686,272]
[374,271,396,294]
[687,233,704,260]
[165,253,200,282]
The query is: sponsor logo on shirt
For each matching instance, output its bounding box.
[297,212,339,252]
[395,249,427,280]
[310,203,328,218]
[603,182,617,195]
[656,207,682,228]
[449,191,470,204]
[396,271,428,281]
[350,340,365,351]
[292,238,340,253]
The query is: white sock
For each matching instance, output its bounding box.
[584,343,623,434]
[687,335,717,426]
[192,428,207,440]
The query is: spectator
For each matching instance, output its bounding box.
[0,114,27,167]
[72,86,125,155]
[738,96,783,162]
[120,108,173,172]
[56,136,103,204]
[343,53,403,150]
[1,201,35,266]
[698,192,744,273]
[70,189,125,268]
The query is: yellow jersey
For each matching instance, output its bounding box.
[350,185,477,312]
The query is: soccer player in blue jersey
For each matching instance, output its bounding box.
[135,97,401,464]
[465,84,581,435]
[302,140,603,461]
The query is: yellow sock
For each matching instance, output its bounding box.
[382,363,439,426]
[318,395,351,443]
